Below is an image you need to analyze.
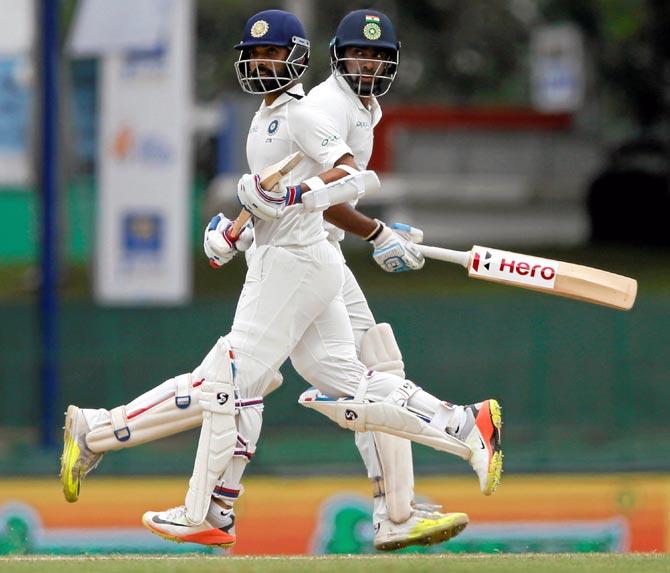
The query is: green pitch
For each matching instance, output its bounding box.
[1,554,669,573]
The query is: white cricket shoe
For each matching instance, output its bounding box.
[374,508,469,551]
[142,505,236,548]
[60,405,104,503]
[457,399,503,495]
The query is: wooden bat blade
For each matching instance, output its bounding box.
[548,261,637,310]
[466,245,637,310]
[228,151,305,239]
[418,244,637,310]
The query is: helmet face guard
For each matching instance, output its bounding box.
[330,44,399,97]
[235,37,310,95]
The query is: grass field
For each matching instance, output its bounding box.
[1,554,669,573]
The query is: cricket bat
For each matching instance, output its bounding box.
[416,244,637,311]
[228,151,305,239]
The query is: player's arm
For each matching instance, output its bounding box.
[321,156,424,273]
[319,154,377,237]
[239,106,380,218]
[301,153,356,191]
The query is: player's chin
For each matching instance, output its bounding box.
[357,83,375,96]
[249,78,283,92]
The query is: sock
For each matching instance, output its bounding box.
[206,500,233,528]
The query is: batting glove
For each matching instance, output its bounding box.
[389,222,424,244]
[367,220,425,273]
[203,213,253,269]
[236,173,286,221]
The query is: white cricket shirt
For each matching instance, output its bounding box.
[302,74,383,243]
[246,84,354,248]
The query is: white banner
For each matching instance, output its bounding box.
[94,0,192,305]
[0,0,34,54]
[0,0,34,186]
[531,24,585,113]
[69,0,173,57]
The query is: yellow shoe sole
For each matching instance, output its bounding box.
[60,405,82,503]
[483,399,504,496]
[375,512,469,551]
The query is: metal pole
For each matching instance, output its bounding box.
[39,0,59,448]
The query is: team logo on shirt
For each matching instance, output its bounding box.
[267,119,280,135]
[251,20,269,38]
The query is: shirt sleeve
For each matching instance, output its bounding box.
[287,101,353,170]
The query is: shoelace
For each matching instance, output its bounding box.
[163,505,187,522]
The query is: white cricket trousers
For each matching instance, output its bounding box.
[227,240,405,401]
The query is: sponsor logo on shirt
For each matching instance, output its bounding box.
[321,134,340,147]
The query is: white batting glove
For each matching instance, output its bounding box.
[389,222,424,244]
[236,173,286,221]
[367,220,425,273]
[203,213,253,269]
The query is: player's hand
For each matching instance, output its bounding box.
[369,220,424,273]
[389,222,424,244]
[203,213,253,269]
[236,173,286,221]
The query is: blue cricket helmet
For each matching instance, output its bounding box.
[330,9,400,98]
[331,9,400,52]
[234,10,310,95]
[234,9,308,50]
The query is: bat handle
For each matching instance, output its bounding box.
[415,244,471,268]
[228,210,252,241]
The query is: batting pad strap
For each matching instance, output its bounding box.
[388,380,420,408]
[372,477,385,498]
[174,373,192,409]
[354,371,373,402]
[109,406,130,442]
[234,432,256,461]
[429,402,453,430]
[236,397,264,410]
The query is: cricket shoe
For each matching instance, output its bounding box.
[374,508,469,551]
[142,505,236,548]
[60,405,104,503]
[457,399,503,496]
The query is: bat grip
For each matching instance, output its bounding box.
[416,245,471,268]
[228,210,251,241]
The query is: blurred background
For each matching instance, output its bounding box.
[1,0,669,556]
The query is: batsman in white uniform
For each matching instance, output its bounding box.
[60,9,503,552]
[209,9,475,551]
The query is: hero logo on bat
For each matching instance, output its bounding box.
[471,247,558,289]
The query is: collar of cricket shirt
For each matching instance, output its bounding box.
[261,83,306,112]
[331,73,381,123]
